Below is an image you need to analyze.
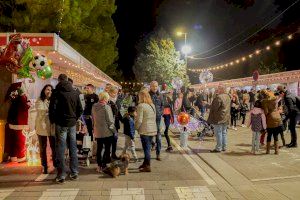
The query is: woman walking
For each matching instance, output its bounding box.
[162,92,174,152]
[92,92,117,172]
[135,89,157,172]
[230,95,239,130]
[35,84,56,174]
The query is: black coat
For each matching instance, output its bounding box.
[49,81,83,127]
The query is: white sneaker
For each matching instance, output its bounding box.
[233,127,237,131]
[241,124,246,127]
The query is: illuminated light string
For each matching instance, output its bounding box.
[188,33,294,73]
[37,51,119,86]
[120,82,144,86]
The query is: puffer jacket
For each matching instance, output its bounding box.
[261,98,282,128]
[135,103,157,136]
[92,102,116,139]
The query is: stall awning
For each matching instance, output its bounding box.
[190,70,300,89]
[0,33,120,88]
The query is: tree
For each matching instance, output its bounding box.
[258,61,286,75]
[0,0,119,77]
[133,30,189,85]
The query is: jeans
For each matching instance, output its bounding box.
[111,134,118,158]
[252,131,261,152]
[155,118,162,156]
[140,135,153,165]
[163,114,171,147]
[241,114,246,125]
[123,135,137,159]
[212,124,227,151]
[55,125,78,180]
[96,136,113,168]
[38,135,56,168]
[200,106,206,117]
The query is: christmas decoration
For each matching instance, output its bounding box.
[177,112,190,126]
[199,70,213,83]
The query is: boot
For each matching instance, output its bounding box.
[139,165,151,172]
[138,162,147,169]
[266,142,271,154]
[274,141,279,155]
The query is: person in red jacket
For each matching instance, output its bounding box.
[5,82,31,163]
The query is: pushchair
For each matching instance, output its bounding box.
[194,112,214,140]
[76,117,91,166]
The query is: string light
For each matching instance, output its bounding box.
[188,32,296,73]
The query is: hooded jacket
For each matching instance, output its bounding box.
[261,97,282,128]
[248,107,267,131]
[49,80,83,127]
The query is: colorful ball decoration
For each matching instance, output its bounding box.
[37,65,53,80]
[253,70,259,81]
[199,70,213,84]
[177,112,190,126]
[171,77,183,90]
[32,55,48,70]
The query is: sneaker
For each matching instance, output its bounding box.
[241,124,246,127]
[156,156,161,161]
[233,127,237,131]
[69,174,79,181]
[166,146,173,152]
[210,149,221,153]
[55,177,65,184]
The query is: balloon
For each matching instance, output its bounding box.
[17,65,35,82]
[171,77,183,90]
[177,112,190,126]
[199,70,213,83]
[20,47,34,69]
[37,66,52,80]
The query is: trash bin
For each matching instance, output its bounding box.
[180,130,189,148]
[0,120,5,163]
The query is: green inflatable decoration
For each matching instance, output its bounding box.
[17,48,35,82]
[37,66,52,80]
[17,65,35,82]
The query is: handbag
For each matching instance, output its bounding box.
[83,135,92,149]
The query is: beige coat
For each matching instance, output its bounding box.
[35,98,51,136]
[92,102,116,139]
[135,103,157,136]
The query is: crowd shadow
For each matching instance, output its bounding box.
[235,143,252,147]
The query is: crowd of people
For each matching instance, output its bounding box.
[33,73,299,183]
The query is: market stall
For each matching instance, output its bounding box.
[0,32,120,164]
[190,70,300,95]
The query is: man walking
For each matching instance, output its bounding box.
[207,85,231,153]
[149,81,163,160]
[49,74,83,183]
[278,86,300,148]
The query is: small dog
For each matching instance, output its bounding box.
[104,153,130,178]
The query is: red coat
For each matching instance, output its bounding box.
[7,94,30,130]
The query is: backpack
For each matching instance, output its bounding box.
[251,113,263,132]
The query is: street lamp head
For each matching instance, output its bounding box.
[176,31,184,36]
[181,45,191,55]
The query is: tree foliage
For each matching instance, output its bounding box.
[258,61,286,75]
[0,0,119,77]
[133,30,190,85]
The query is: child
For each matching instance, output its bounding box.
[121,106,139,162]
[240,99,249,127]
[248,101,267,154]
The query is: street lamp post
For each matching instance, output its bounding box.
[177,31,191,81]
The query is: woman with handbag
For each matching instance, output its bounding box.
[135,89,157,172]
[35,84,56,174]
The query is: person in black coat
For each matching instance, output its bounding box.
[49,74,83,183]
[278,86,300,148]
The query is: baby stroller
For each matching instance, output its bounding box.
[195,113,214,140]
[76,117,92,166]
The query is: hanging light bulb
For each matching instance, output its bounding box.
[266,46,270,50]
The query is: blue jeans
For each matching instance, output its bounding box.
[212,124,227,151]
[155,118,162,156]
[55,125,78,179]
[252,131,261,152]
[140,135,153,165]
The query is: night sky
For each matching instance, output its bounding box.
[114,0,300,83]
